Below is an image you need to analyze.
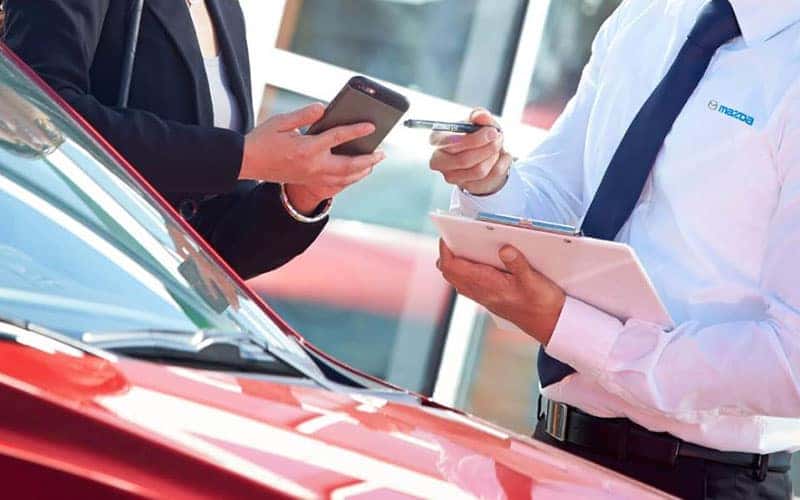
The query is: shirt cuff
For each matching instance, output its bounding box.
[545,296,622,378]
[452,166,526,217]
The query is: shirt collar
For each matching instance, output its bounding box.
[727,0,800,46]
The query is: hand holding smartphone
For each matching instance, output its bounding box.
[305,76,410,156]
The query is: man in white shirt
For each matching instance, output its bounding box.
[430,0,800,498]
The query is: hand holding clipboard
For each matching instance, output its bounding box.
[432,211,673,333]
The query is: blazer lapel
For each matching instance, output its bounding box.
[144,0,214,126]
[207,0,254,131]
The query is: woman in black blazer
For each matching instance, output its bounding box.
[3,0,383,279]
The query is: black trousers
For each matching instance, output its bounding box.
[534,421,793,499]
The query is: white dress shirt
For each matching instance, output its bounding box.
[454,0,800,454]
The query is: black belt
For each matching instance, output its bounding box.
[539,397,792,481]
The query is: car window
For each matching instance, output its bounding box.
[0,53,317,373]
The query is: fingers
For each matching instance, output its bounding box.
[440,152,500,185]
[438,238,468,280]
[461,152,513,194]
[330,150,384,173]
[438,239,510,300]
[438,239,485,280]
[315,122,376,150]
[470,107,500,128]
[333,162,377,187]
[430,137,503,179]
[271,103,326,132]
[499,246,537,282]
[340,165,374,186]
[317,151,384,186]
[439,239,455,265]
[430,125,500,154]
[430,107,502,153]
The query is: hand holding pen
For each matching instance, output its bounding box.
[404,119,501,134]
[423,108,513,196]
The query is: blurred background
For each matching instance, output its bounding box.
[239,1,799,489]
[243,0,617,431]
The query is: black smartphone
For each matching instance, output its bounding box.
[305,76,410,156]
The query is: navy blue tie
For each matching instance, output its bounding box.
[537,0,741,388]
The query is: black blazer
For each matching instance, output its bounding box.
[4,0,327,279]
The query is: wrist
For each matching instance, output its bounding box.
[284,184,328,215]
[512,290,565,346]
[239,134,258,180]
[462,151,513,196]
[280,184,332,224]
[462,171,510,197]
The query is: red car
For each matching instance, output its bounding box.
[0,45,670,499]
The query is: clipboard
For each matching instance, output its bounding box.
[431,211,674,331]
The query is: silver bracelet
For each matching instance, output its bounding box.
[279,183,332,224]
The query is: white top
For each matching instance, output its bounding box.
[454,0,800,454]
[204,56,243,133]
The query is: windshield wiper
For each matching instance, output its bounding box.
[81,329,335,389]
[1,318,419,403]
[81,330,299,376]
[0,315,114,361]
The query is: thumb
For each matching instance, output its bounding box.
[271,103,326,132]
[499,246,534,279]
[470,107,500,128]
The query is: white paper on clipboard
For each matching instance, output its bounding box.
[431,211,674,331]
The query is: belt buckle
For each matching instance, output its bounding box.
[545,400,569,442]
[753,454,770,482]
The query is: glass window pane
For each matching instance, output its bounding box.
[524,0,621,129]
[251,86,454,394]
[460,317,539,434]
[278,0,527,113]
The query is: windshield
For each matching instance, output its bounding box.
[0,50,322,377]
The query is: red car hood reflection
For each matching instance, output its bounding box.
[0,341,669,499]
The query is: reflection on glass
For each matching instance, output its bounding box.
[254,86,454,393]
[279,0,526,113]
[0,84,64,157]
[0,55,316,372]
[169,224,241,314]
[525,0,621,129]
[459,318,539,434]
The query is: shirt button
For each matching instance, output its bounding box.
[178,199,199,220]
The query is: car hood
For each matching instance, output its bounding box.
[0,340,670,499]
